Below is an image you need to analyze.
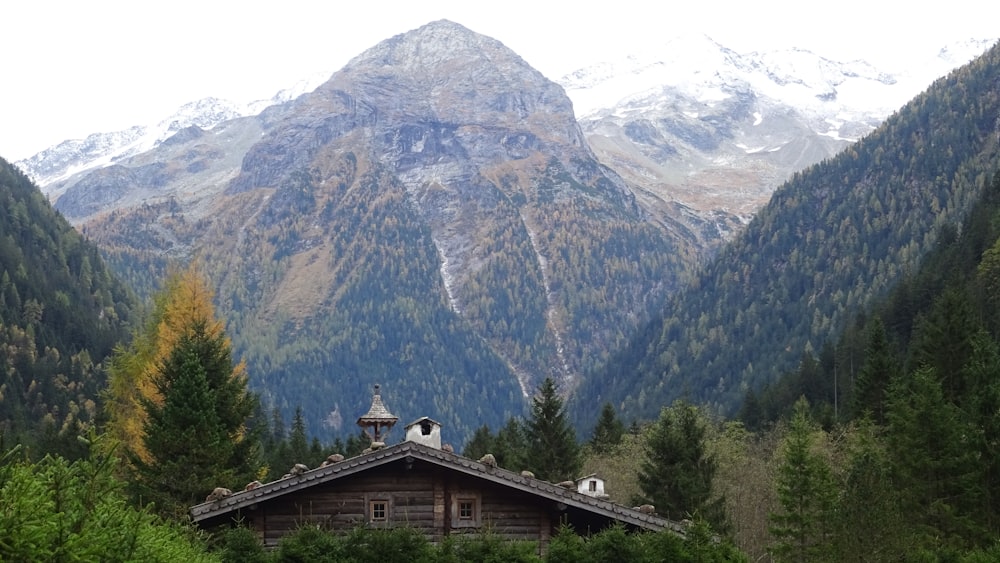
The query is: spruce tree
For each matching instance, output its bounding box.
[494,417,528,471]
[589,402,625,454]
[962,331,1000,529]
[852,316,899,424]
[462,424,495,460]
[886,366,982,545]
[637,401,724,528]
[769,398,835,563]
[288,406,310,466]
[524,378,580,481]
[830,419,906,562]
[133,319,259,518]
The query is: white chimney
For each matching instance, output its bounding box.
[404,417,442,449]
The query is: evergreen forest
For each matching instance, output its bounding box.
[0,157,135,454]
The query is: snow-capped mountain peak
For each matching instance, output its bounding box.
[16,73,332,189]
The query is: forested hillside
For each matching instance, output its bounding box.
[576,40,1000,425]
[0,157,135,454]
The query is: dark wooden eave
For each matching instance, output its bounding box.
[190,441,683,534]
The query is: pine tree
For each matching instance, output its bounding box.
[830,419,906,562]
[851,317,899,424]
[127,274,260,515]
[886,366,982,545]
[462,424,495,460]
[288,406,310,466]
[524,378,580,481]
[589,402,625,454]
[106,266,243,466]
[769,398,836,563]
[637,401,724,528]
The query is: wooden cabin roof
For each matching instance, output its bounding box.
[189,441,682,534]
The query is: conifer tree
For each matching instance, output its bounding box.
[961,331,1000,528]
[830,419,906,562]
[637,400,724,528]
[114,267,260,516]
[852,316,899,424]
[908,287,979,400]
[589,402,625,454]
[133,319,259,517]
[495,417,529,470]
[288,406,310,466]
[106,266,242,466]
[886,366,982,545]
[524,378,580,481]
[462,424,495,460]
[769,398,835,563]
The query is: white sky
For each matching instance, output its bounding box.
[1,0,997,161]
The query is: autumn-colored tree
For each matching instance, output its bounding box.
[132,318,259,517]
[104,266,249,466]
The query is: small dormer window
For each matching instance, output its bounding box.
[420,420,432,435]
[589,480,597,492]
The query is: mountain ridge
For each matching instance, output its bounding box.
[63,20,688,443]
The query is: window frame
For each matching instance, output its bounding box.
[450,492,481,528]
[366,495,392,525]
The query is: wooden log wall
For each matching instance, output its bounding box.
[236,459,558,549]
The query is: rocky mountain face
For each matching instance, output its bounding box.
[58,21,689,441]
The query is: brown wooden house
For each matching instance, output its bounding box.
[190,386,683,548]
[190,439,682,548]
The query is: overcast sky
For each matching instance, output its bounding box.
[2,0,997,161]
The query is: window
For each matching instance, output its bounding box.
[589,480,597,492]
[458,500,475,520]
[451,493,481,528]
[370,500,388,522]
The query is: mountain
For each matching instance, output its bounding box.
[16,73,329,190]
[574,40,1000,425]
[51,20,689,443]
[560,35,997,249]
[22,35,992,261]
[0,156,136,453]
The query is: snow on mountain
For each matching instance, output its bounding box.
[17,32,995,202]
[561,34,996,137]
[17,71,332,191]
[553,34,997,229]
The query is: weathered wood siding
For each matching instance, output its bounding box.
[236,460,555,548]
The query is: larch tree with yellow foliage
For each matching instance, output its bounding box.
[104,267,260,517]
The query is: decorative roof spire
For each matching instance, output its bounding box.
[357,384,398,445]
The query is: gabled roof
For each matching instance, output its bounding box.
[190,441,682,534]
